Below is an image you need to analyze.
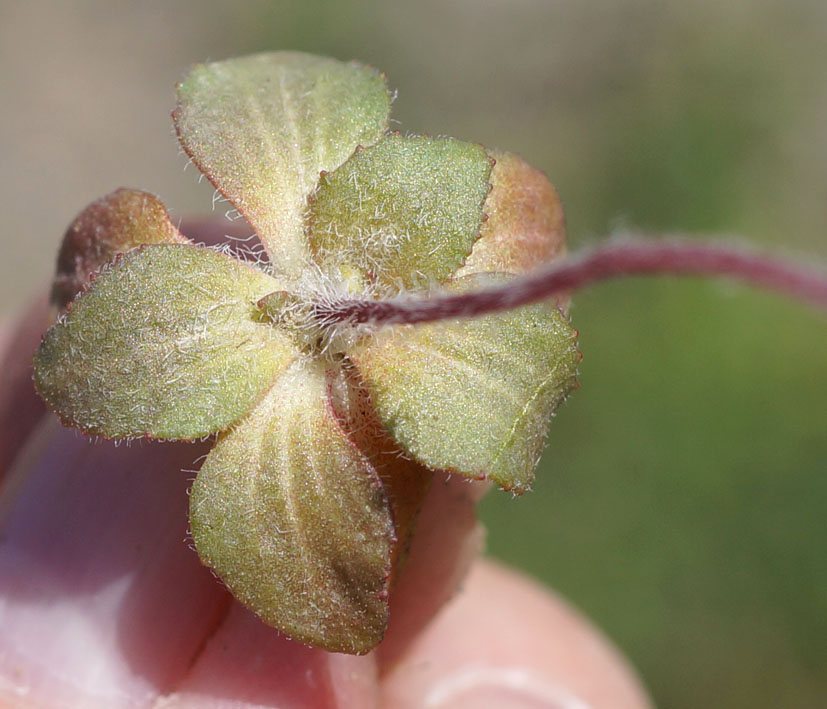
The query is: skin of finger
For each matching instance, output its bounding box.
[0,294,49,487]
[380,559,653,709]
[0,418,230,707]
[377,475,489,671]
[156,604,378,709]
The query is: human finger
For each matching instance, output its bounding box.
[380,559,652,709]
[0,294,49,483]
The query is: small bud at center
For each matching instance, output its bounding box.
[257,290,326,351]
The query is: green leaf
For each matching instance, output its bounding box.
[308,134,492,291]
[34,244,296,439]
[457,150,567,278]
[190,359,394,654]
[52,188,191,309]
[350,274,580,492]
[174,52,391,279]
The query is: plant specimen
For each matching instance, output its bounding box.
[31,52,826,656]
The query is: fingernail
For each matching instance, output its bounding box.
[424,666,592,709]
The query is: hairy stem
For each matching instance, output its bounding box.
[316,238,827,327]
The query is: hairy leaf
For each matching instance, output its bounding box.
[174,52,391,278]
[308,134,492,291]
[190,359,394,654]
[351,274,580,492]
[34,244,295,439]
[52,188,190,309]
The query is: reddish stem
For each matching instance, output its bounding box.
[316,239,827,327]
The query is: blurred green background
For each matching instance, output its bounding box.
[2,1,825,706]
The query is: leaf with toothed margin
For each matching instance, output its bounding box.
[457,150,567,278]
[34,244,297,439]
[51,188,191,310]
[190,359,395,654]
[308,133,492,291]
[350,273,580,493]
[173,52,391,279]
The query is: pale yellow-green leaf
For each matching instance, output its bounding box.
[34,244,296,439]
[308,134,492,291]
[190,359,394,654]
[350,274,580,492]
[174,52,391,279]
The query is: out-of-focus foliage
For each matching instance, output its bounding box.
[3,1,825,706]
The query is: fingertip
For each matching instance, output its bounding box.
[160,605,379,709]
[377,475,489,670]
[380,559,652,709]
